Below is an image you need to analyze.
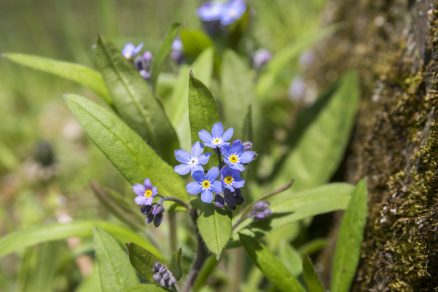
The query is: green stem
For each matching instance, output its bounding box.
[168,211,177,254]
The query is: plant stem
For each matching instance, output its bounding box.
[181,208,209,292]
[168,211,177,254]
[160,196,190,210]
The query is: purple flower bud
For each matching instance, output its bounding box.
[152,262,177,289]
[122,42,143,60]
[140,205,152,215]
[146,213,154,224]
[224,189,237,210]
[234,188,245,205]
[215,195,225,208]
[171,38,184,64]
[252,49,272,71]
[242,141,253,151]
[152,204,164,216]
[288,76,306,102]
[154,212,163,227]
[251,201,272,220]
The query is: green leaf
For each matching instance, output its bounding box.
[64,94,187,202]
[192,256,218,292]
[234,183,354,238]
[221,50,254,136]
[165,49,214,150]
[188,73,220,144]
[303,256,325,292]
[123,284,166,292]
[90,181,145,231]
[76,264,102,292]
[196,202,232,257]
[279,242,302,276]
[127,242,162,281]
[96,35,178,162]
[150,23,180,89]
[331,179,368,292]
[169,248,183,280]
[94,228,139,292]
[180,29,213,63]
[274,71,360,191]
[2,53,112,105]
[239,234,305,292]
[0,220,162,259]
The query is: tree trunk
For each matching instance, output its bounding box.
[310,0,438,290]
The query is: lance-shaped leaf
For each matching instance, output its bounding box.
[169,248,183,280]
[221,50,254,137]
[331,179,368,292]
[64,94,187,202]
[150,23,180,89]
[3,53,111,105]
[274,71,360,191]
[127,243,164,281]
[188,73,220,144]
[123,284,166,292]
[303,256,325,292]
[0,220,162,259]
[94,228,139,292]
[96,35,178,162]
[195,201,232,257]
[239,234,305,292]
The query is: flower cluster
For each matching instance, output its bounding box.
[153,262,176,289]
[174,122,256,209]
[197,0,247,36]
[121,42,153,80]
[132,178,164,227]
[250,201,272,220]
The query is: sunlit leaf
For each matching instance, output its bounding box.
[150,23,180,89]
[331,179,368,292]
[123,284,166,292]
[0,220,161,259]
[239,234,305,292]
[64,94,187,201]
[96,35,178,162]
[3,53,112,105]
[303,256,325,292]
[127,243,163,281]
[94,228,139,292]
[169,248,183,280]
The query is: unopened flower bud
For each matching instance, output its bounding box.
[234,189,245,205]
[224,189,237,210]
[152,262,176,289]
[252,49,272,71]
[242,141,253,151]
[215,195,225,209]
[251,201,272,220]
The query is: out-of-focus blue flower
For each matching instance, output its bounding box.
[220,140,256,171]
[251,201,272,220]
[186,167,222,203]
[221,165,245,191]
[171,38,184,64]
[215,194,225,208]
[199,122,233,149]
[197,1,225,22]
[288,76,306,102]
[174,141,211,175]
[220,0,247,26]
[135,51,153,80]
[132,178,158,206]
[252,48,272,71]
[122,42,143,60]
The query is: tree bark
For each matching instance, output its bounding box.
[309,0,438,290]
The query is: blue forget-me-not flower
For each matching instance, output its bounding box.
[186,167,222,203]
[122,42,143,60]
[221,140,256,171]
[132,178,158,206]
[174,141,211,175]
[221,165,245,191]
[199,122,233,149]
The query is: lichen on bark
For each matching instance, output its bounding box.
[308,0,438,290]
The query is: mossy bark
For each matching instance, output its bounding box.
[310,0,438,290]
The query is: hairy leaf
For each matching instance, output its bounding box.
[94,228,139,292]
[127,243,163,281]
[303,256,325,292]
[239,234,305,292]
[96,35,178,162]
[64,94,187,201]
[0,220,161,259]
[331,179,368,292]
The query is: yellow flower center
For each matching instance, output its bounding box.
[229,154,239,164]
[224,176,233,185]
[202,180,211,189]
[144,189,153,198]
[212,137,222,145]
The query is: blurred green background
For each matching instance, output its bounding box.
[0,0,325,290]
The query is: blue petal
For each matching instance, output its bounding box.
[221,128,233,142]
[132,184,146,196]
[210,181,223,193]
[175,149,190,163]
[144,178,152,188]
[223,183,235,192]
[220,165,232,177]
[211,122,224,138]
[220,145,231,157]
[201,190,214,203]
[191,141,203,157]
[192,170,205,182]
[206,167,219,181]
[174,164,192,175]
[198,130,213,144]
[122,43,135,58]
[191,165,204,174]
[197,2,224,21]
[135,196,147,205]
[230,163,245,172]
[152,186,158,196]
[198,153,211,165]
[233,178,245,189]
[144,197,153,206]
[239,151,256,164]
[230,140,243,154]
[230,168,242,179]
[186,182,202,195]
